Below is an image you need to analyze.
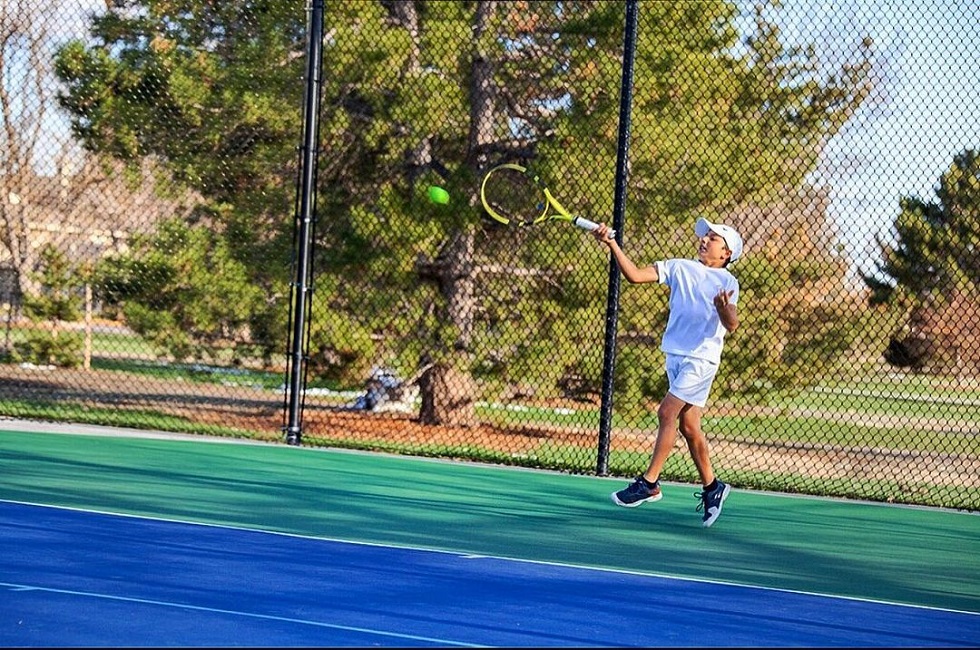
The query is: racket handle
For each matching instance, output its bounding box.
[572,216,616,238]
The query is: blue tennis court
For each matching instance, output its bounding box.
[4,502,978,647]
[1,426,979,647]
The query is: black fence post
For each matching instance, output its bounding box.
[596,0,639,475]
[284,0,325,446]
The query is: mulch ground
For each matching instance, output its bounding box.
[2,364,977,498]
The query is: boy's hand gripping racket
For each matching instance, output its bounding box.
[480,163,615,237]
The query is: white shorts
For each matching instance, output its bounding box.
[665,354,719,407]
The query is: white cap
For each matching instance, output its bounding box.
[695,217,743,262]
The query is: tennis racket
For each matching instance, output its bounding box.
[480,163,615,237]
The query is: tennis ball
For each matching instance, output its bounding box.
[427,185,450,205]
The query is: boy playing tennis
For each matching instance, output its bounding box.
[592,217,742,527]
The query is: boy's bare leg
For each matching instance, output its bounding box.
[678,403,715,486]
[639,392,685,483]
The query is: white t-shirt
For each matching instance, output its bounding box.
[654,258,739,364]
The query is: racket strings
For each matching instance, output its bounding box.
[482,167,546,225]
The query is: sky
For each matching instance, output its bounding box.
[738,0,980,280]
[13,1,107,176]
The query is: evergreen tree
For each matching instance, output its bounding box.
[868,149,980,374]
[55,1,873,425]
[15,246,84,368]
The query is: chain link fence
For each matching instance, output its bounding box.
[1,1,977,511]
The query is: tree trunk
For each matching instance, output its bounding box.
[418,360,477,426]
[418,0,497,427]
[418,229,478,426]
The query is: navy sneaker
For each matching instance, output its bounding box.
[695,480,731,527]
[611,477,662,507]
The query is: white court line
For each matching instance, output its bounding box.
[4,498,978,619]
[0,580,487,648]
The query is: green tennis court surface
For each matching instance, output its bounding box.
[1,424,978,615]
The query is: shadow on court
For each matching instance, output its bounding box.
[1,425,978,646]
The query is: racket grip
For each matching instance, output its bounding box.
[572,217,616,238]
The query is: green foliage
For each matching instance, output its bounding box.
[56,2,304,202]
[22,246,83,324]
[56,0,305,364]
[94,218,266,362]
[55,1,873,401]
[14,246,84,368]
[866,149,980,373]
[719,244,864,399]
[608,344,665,415]
[871,149,980,299]
[306,287,379,385]
[12,330,84,369]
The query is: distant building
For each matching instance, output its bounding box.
[1,158,200,310]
